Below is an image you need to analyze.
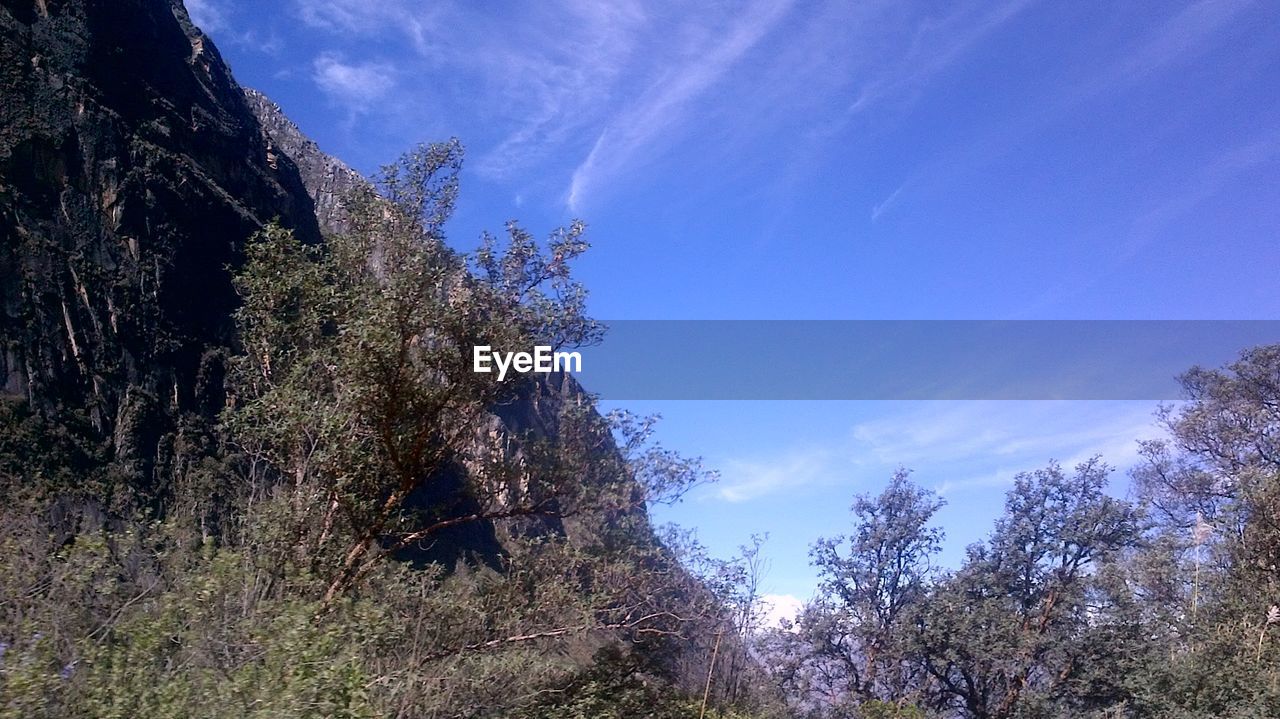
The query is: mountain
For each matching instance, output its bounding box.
[1,0,321,493]
[0,4,769,715]
[241,88,363,235]
[0,0,646,560]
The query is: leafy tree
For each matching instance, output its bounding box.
[0,142,729,719]
[767,470,944,717]
[913,459,1139,718]
[1126,345,1280,717]
[224,141,695,610]
[661,529,787,716]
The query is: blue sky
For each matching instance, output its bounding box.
[189,0,1280,618]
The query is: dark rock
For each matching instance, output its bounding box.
[242,88,365,235]
[0,0,321,497]
[0,0,652,568]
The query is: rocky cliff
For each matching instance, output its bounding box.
[0,0,634,550]
[241,88,364,236]
[0,0,324,495]
[0,6,729,705]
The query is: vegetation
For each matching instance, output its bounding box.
[764,347,1280,718]
[0,143,776,718]
[2,140,1279,717]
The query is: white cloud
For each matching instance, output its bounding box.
[295,0,380,32]
[287,0,1243,219]
[312,55,395,111]
[472,0,648,179]
[853,402,1155,461]
[241,27,283,56]
[710,403,1164,504]
[294,0,646,181]
[716,448,834,503]
[182,1,286,55]
[1081,0,1256,101]
[1118,126,1280,261]
[566,0,795,211]
[294,0,437,53]
[758,593,804,631]
[849,401,1164,495]
[871,183,908,222]
[281,0,1040,210]
[840,0,1038,121]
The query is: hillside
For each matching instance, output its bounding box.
[1,0,319,491]
[0,2,765,717]
[0,0,646,563]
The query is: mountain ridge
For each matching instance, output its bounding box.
[1,0,324,494]
[241,87,364,236]
[0,0,654,565]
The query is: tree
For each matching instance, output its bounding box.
[1126,345,1280,717]
[224,141,696,609]
[661,529,786,715]
[913,459,1139,718]
[0,141,733,719]
[769,470,944,717]
[1135,345,1280,598]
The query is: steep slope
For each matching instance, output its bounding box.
[0,4,741,711]
[0,0,648,559]
[0,0,321,493]
[241,88,364,236]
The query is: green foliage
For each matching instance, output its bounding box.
[510,647,770,719]
[221,142,695,608]
[766,471,944,712]
[16,127,1279,719]
[766,346,1280,719]
[69,555,384,719]
[0,398,113,505]
[771,461,1145,718]
[1120,346,1280,718]
[1,141,734,719]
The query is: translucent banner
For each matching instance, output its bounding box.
[537,320,1280,400]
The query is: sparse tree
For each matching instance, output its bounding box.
[768,470,944,717]
[913,459,1139,718]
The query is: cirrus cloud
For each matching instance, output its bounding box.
[312,54,396,112]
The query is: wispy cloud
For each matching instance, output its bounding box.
[472,1,648,180]
[1019,124,1280,316]
[294,0,438,55]
[716,447,834,503]
[1119,126,1280,261]
[273,0,1041,212]
[312,54,396,111]
[262,0,1262,229]
[909,1,1258,219]
[709,402,1163,504]
[1077,0,1256,102]
[566,0,795,211]
[294,0,646,181]
[764,0,1039,223]
[183,1,285,55]
[871,183,908,222]
[848,401,1163,495]
[842,0,1038,120]
[234,27,284,56]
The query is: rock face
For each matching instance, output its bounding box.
[0,0,639,547]
[0,0,321,491]
[0,0,650,564]
[242,88,364,235]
